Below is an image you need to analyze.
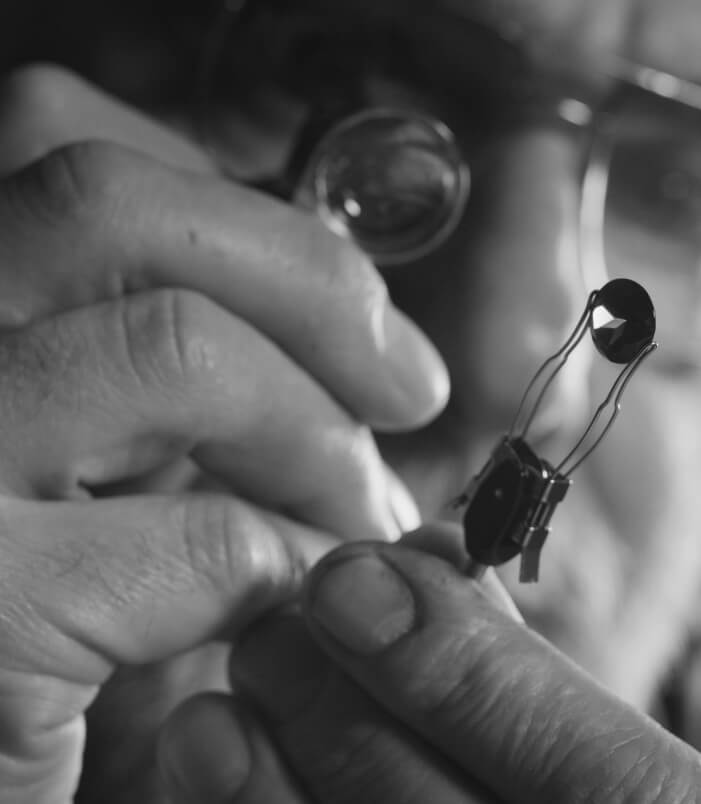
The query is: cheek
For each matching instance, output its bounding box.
[589,367,701,542]
[436,130,589,428]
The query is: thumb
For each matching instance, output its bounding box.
[301,529,701,803]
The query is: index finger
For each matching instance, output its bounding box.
[0,142,449,430]
[302,532,701,803]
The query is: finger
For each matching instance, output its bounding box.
[159,693,309,804]
[0,141,449,430]
[301,535,701,803]
[231,615,492,804]
[79,645,231,803]
[0,493,334,800]
[0,64,215,176]
[400,523,523,621]
[0,290,400,540]
[2,494,333,680]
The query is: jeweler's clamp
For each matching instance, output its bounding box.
[455,278,657,584]
[456,436,571,582]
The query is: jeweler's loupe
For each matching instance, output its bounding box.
[296,109,470,266]
[455,278,657,583]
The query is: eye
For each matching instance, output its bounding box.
[607,139,701,237]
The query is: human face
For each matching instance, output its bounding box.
[200,1,593,496]
[202,0,701,710]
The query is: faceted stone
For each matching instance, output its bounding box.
[590,278,656,364]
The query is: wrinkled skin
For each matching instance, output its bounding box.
[0,0,700,801]
[160,529,701,804]
[0,56,448,804]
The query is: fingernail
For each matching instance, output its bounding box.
[308,552,415,655]
[159,696,251,803]
[384,307,450,425]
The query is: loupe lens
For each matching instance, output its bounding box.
[298,109,470,266]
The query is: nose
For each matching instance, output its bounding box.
[418,128,590,437]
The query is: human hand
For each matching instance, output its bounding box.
[0,66,449,802]
[0,64,448,444]
[160,524,701,803]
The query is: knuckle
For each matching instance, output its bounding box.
[117,288,221,390]
[10,139,139,231]
[26,140,124,223]
[179,497,247,591]
[0,63,79,141]
[176,496,298,600]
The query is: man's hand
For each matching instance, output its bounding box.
[160,525,701,803]
[0,65,448,801]
[0,65,448,442]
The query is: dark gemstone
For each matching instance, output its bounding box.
[590,278,656,364]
